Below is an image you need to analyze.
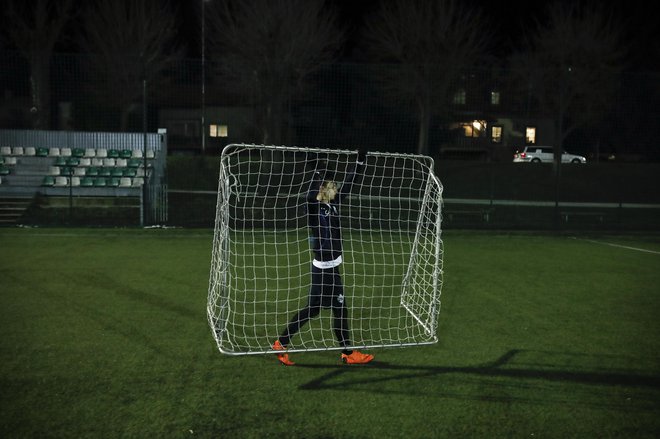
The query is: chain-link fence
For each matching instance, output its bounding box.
[2,51,659,159]
[1,51,659,229]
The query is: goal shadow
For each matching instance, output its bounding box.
[296,349,660,403]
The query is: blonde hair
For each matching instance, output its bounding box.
[316,180,337,202]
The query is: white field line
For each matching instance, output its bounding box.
[577,238,660,255]
[3,231,211,239]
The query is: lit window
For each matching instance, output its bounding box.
[459,120,486,138]
[525,127,536,144]
[453,89,466,105]
[491,126,502,143]
[491,91,500,105]
[210,124,228,138]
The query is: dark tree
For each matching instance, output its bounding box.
[5,0,74,129]
[78,0,182,131]
[206,0,345,145]
[362,0,490,155]
[508,1,626,164]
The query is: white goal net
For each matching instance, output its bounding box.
[207,144,443,355]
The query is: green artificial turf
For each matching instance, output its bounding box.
[0,228,658,438]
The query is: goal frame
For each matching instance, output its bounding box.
[207,143,443,355]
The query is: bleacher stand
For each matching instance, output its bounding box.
[0,128,168,225]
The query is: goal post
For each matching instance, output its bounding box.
[207,144,444,355]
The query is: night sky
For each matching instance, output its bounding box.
[329,0,660,71]
[4,0,660,72]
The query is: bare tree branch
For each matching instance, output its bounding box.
[362,0,491,154]
[206,0,345,144]
[508,1,626,162]
[4,0,74,129]
[78,0,183,131]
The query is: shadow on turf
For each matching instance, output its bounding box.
[296,349,660,392]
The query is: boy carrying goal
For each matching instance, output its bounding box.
[272,149,374,366]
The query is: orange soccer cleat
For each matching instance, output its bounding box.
[272,340,295,366]
[341,350,374,365]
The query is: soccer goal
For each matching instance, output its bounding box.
[207,144,444,355]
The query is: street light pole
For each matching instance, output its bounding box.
[201,0,206,155]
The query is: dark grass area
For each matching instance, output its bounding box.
[0,229,658,437]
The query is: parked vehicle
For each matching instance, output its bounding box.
[513,146,586,164]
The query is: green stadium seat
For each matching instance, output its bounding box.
[54,156,67,166]
[0,157,4,165]
[72,148,85,158]
[80,177,94,187]
[111,167,124,177]
[127,158,142,168]
[108,177,120,187]
[42,175,55,186]
[0,165,11,175]
[123,167,137,177]
[60,166,74,176]
[120,149,133,159]
[107,149,120,158]
[98,167,111,177]
[86,166,99,177]
[94,177,107,187]
[36,147,49,157]
[66,157,80,166]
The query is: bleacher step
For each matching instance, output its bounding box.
[0,197,32,225]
